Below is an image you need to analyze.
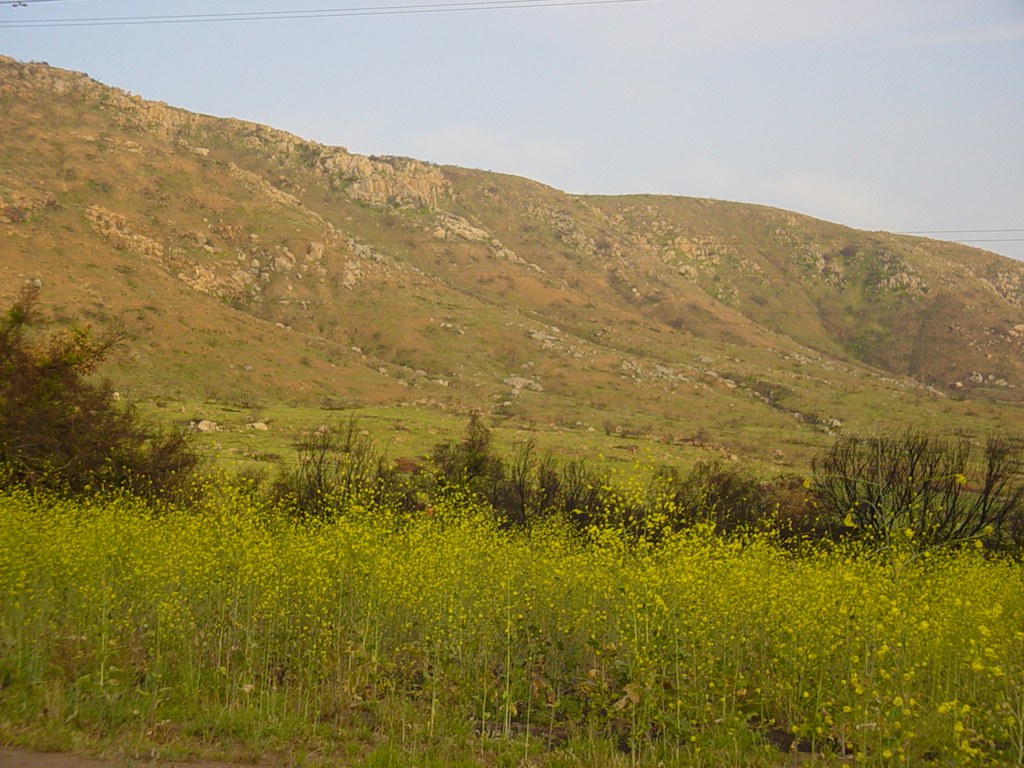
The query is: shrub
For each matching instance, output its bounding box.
[489,439,567,528]
[810,428,1024,547]
[431,415,612,530]
[761,473,827,541]
[649,459,772,534]
[431,411,501,489]
[0,284,199,498]
[558,458,611,528]
[272,417,430,519]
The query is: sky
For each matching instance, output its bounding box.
[2,0,1023,260]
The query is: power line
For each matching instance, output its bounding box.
[952,238,1024,243]
[5,0,88,5]
[895,228,1024,234]
[0,0,653,27]
[890,229,1024,244]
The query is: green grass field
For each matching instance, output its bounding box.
[134,399,738,482]
[2,487,1022,767]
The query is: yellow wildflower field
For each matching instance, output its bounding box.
[1,487,1022,767]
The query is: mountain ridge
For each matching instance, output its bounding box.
[2,53,1023,464]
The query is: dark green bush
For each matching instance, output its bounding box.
[431,411,502,490]
[0,284,199,498]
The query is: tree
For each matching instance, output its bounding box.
[811,428,1024,547]
[0,284,198,497]
[431,411,503,491]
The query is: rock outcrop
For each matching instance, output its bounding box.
[85,205,164,260]
[0,55,451,212]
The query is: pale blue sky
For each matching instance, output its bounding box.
[2,0,1022,259]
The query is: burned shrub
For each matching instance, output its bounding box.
[811,429,1024,547]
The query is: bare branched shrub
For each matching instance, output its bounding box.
[559,459,610,528]
[491,439,565,528]
[811,429,1024,547]
[431,416,612,529]
[274,417,396,518]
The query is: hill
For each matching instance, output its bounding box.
[2,54,1023,467]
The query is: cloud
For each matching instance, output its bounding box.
[408,126,579,180]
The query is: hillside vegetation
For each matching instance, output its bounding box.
[2,54,1024,470]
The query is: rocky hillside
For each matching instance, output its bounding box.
[2,54,1023,462]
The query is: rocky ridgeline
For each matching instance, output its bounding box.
[1,55,442,300]
[317,150,449,209]
[0,55,450,211]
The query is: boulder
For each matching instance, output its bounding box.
[502,376,543,392]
